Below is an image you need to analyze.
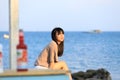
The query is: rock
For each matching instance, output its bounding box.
[72,68,112,80]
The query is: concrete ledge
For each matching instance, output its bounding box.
[0,69,70,77]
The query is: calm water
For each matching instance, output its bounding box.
[0,31,120,80]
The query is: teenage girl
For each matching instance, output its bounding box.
[35,27,72,80]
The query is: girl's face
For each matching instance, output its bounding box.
[55,31,64,44]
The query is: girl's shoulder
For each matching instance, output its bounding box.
[49,40,57,47]
[50,40,57,45]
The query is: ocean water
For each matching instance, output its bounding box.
[0,31,120,80]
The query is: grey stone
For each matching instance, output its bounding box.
[72,68,112,80]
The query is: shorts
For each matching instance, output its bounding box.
[35,66,48,69]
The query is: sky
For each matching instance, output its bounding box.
[0,0,120,31]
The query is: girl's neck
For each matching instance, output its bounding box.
[57,41,61,44]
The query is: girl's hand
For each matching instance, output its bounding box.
[49,62,54,69]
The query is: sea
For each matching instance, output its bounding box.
[0,31,120,80]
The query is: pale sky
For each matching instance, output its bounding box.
[0,0,120,31]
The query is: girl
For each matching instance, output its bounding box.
[35,27,72,80]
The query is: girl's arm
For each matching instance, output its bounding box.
[49,41,58,69]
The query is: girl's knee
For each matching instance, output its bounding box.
[59,61,67,65]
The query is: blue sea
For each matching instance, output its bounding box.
[0,31,120,80]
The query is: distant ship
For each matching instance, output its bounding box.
[91,30,102,33]
[83,30,102,33]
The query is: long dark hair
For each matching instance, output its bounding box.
[51,27,64,57]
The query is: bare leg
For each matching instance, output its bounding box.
[53,61,72,80]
